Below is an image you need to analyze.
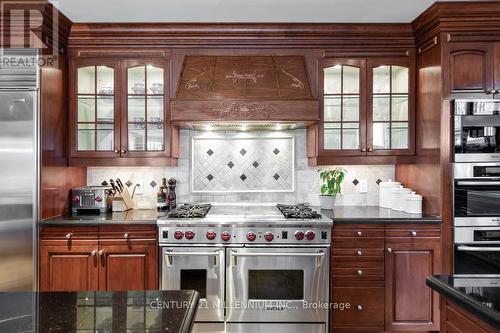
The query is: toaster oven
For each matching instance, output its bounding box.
[71,186,110,214]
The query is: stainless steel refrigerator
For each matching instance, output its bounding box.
[0,49,39,291]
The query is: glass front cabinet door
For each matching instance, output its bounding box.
[71,60,120,158]
[367,59,414,156]
[70,58,170,162]
[321,59,367,156]
[122,59,169,158]
[320,58,414,157]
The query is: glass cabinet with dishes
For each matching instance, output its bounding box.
[69,58,171,164]
[319,57,414,158]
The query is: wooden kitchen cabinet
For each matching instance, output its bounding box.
[314,55,415,165]
[330,223,441,332]
[447,42,494,96]
[69,56,176,166]
[40,225,158,291]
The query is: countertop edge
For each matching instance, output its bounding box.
[331,219,442,224]
[180,291,200,333]
[426,276,500,329]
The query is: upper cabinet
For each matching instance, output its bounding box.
[314,57,414,164]
[447,42,495,97]
[69,57,175,166]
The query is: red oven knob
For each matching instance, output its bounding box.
[221,231,231,241]
[174,230,184,240]
[264,232,274,242]
[185,230,195,240]
[295,230,305,240]
[246,232,257,241]
[305,230,316,241]
[95,196,103,202]
[206,230,216,240]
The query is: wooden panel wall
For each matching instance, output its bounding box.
[40,52,86,220]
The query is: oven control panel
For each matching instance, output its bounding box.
[158,226,331,244]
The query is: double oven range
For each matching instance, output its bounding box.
[157,204,332,333]
[453,100,500,275]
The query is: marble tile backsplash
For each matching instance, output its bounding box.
[87,129,395,207]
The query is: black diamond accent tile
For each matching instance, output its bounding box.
[273,173,280,180]
[240,174,247,181]
[273,148,280,155]
[101,181,108,186]
[150,180,157,188]
[352,179,359,186]
[207,149,214,156]
[227,161,234,169]
[376,179,383,185]
[125,180,133,187]
[207,174,214,181]
[252,161,259,168]
[240,148,247,156]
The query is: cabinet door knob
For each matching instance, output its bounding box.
[490,89,497,94]
[361,148,367,152]
[114,149,119,154]
[410,231,417,236]
[357,305,363,311]
[124,233,129,239]
[367,148,373,152]
[356,250,362,256]
[91,250,96,256]
[65,233,73,240]
[98,250,104,256]
[357,270,363,275]
[356,231,362,236]
[387,248,392,253]
[121,149,127,154]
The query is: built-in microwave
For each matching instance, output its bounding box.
[454,100,500,162]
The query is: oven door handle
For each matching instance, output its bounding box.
[230,250,325,267]
[164,250,222,266]
[456,181,500,186]
[456,245,500,252]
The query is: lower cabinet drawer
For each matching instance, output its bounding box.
[331,287,385,328]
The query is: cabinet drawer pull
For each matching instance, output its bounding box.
[356,231,362,236]
[356,250,362,256]
[357,305,363,311]
[387,248,392,253]
[91,250,96,256]
[121,149,127,154]
[124,233,129,239]
[114,149,119,154]
[357,270,363,275]
[361,148,367,152]
[410,231,417,236]
[367,148,373,152]
[65,233,73,240]
[99,250,104,256]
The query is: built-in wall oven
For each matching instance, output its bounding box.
[454,100,500,162]
[454,163,500,226]
[454,227,500,275]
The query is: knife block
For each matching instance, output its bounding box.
[111,188,134,212]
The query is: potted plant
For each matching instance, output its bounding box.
[318,167,347,210]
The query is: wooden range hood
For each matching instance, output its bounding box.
[171,55,319,124]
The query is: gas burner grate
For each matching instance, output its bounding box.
[166,203,212,218]
[276,204,322,219]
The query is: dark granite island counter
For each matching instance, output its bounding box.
[0,290,199,333]
[427,275,500,332]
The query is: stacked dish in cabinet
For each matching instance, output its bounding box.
[379,180,422,214]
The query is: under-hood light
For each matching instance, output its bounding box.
[240,124,248,131]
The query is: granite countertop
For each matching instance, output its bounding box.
[41,210,166,226]
[427,275,500,329]
[321,206,442,224]
[0,290,199,333]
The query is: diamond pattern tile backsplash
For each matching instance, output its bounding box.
[192,136,294,192]
[87,129,396,206]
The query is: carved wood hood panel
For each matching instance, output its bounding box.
[176,55,313,99]
[172,55,319,123]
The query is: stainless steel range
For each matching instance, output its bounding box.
[158,203,332,333]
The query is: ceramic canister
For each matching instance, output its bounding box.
[379,180,402,208]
